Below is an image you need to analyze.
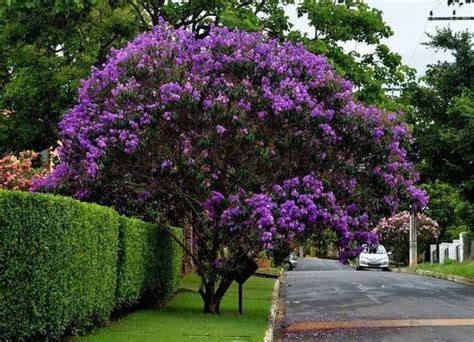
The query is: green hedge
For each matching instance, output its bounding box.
[116,218,183,308]
[0,190,183,340]
[0,190,119,340]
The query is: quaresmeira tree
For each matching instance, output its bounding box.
[34,21,428,313]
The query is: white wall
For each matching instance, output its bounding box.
[430,232,471,263]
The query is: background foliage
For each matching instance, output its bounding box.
[421,181,474,241]
[404,28,473,197]
[403,28,473,239]
[0,0,141,153]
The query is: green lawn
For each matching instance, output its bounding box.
[75,275,276,342]
[255,267,283,278]
[409,260,474,278]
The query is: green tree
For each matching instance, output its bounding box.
[403,28,474,199]
[124,0,291,38]
[0,0,140,154]
[292,0,414,104]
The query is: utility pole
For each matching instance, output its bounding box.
[409,212,417,266]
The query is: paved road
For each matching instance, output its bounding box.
[284,258,474,341]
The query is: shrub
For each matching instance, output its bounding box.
[116,218,183,308]
[375,211,439,265]
[151,225,183,302]
[0,190,183,340]
[0,190,119,340]
[0,151,47,191]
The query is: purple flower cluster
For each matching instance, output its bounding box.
[202,174,378,262]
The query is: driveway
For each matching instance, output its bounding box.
[284,258,474,341]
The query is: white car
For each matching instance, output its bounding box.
[356,245,391,271]
[288,252,298,269]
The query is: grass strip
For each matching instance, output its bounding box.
[75,274,276,341]
[408,261,474,278]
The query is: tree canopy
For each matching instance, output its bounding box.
[421,181,474,240]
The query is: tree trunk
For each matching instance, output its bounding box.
[201,274,235,314]
[203,293,222,314]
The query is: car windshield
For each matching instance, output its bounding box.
[363,245,387,254]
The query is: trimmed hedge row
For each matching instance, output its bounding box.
[116,218,183,308]
[0,190,183,340]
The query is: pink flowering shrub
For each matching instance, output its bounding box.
[33,21,427,313]
[375,211,439,265]
[0,151,47,191]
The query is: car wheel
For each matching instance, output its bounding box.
[356,265,362,271]
[382,267,390,272]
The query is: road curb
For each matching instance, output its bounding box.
[264,275,281,342]
[264,271,286,342]
[393,268,474,286]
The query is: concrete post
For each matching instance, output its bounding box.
[409,212,417,266]
[471,241,474,261]
[39,148,52,171]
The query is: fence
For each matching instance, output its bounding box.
[429,232,472,263]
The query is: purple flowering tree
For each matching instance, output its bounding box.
[34,20,427,313]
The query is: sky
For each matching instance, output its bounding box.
[286,0,473,76]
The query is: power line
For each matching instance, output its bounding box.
[427,50,437,66]
[428,16,474,20]
[408,19,430,65]
[406,0,444,66]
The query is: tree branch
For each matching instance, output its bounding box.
[254,0,266,15]
[129,1,151,29]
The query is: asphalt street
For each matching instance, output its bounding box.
[284,258,474,341]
